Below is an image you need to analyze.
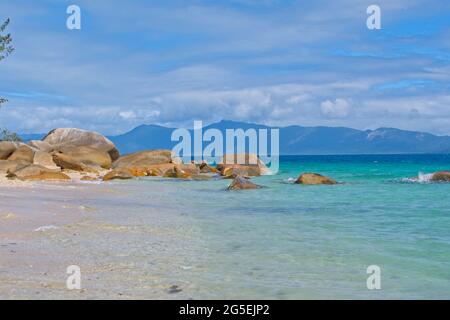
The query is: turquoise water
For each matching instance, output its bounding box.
[13,154,448,299]
[132,154,450,299]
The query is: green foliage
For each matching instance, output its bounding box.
[0,18,14,61]
[0,129,22,142]
[1,18,13,107]
[0,18,17,139]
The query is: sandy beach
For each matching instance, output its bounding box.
[0,180,204,299]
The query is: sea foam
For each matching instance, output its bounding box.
[400,172,434,183]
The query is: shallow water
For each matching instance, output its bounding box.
[1,154,449,299]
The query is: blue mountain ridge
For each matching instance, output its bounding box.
[19,120,450,155]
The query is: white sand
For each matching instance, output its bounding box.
[0,180,201,299]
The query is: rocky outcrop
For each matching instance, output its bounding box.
[102,170,134,181]
[19,171,71,181]
[199,162,219,174]
[431,171,450,182]
[55,146,112,169]
[217,153,269,177]
[146,163,177,176]
[163,165,191,179]
[113,150,172,170]
[7,164,68,181]
[112,150,175,178]
[52,152,98,173]
[7,145,34,163]
[80,175,98,181]
[0,160,29,173]
[33,151,59,170]
[43,128,120,161]
[178,163,199,176]
[28,140,53,152]
[220,165,261,178]
[0,140,276,186]
[0,141,17,159]
[227,175,262,190]
[295,173,337,185]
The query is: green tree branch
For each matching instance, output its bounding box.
[1,18,14,107]
[0,18,18,141]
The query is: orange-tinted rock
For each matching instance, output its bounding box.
[7,145,34,163]
[227,175,262,190]
[7,164,67,181]
[0,141,17,160]
[0,160,29,173]
[431,171,450,182]
[21,171,71,181]
[102,170,134,181]
[295,173,337,185]
[33,151,59,169]
[28,140,53,152]
[199,162,219,174]
[55,145,112,169]
[52,152,98,173]
[218,153,269,177]
[163,165,191,179]
[113,150,172,171]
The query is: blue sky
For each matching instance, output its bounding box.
[0,0,450,135]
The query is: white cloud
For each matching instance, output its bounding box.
[118,111,136,120]
[320,98,351,118]
[1,0,450,135]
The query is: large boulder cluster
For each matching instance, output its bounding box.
[0,127,350,190]
[0,128,119,181]
[0,128,270,186]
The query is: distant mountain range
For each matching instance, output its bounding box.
[20,120,450,155]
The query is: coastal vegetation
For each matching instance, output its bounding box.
[0,18,14,107]
[0,18,20,142]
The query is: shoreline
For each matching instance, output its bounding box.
[1,154,450,299]
[0,181,202,299]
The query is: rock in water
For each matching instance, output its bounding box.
[218,153,269,177]
[102,170,134,181]
[221,165,260,178]
[0,141,17,159]
[199,162,219,174]
[431,171,450,182]
[7,145,34,163]
[227,175,262,190]
[146,163,178,176]
[42,128,120,161]
[163,165,191,179]
[295,173,337,185]
[177,163,199,175]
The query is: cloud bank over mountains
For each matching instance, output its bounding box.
[0,0,449,135]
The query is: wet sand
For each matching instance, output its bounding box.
[0,180,203,299]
